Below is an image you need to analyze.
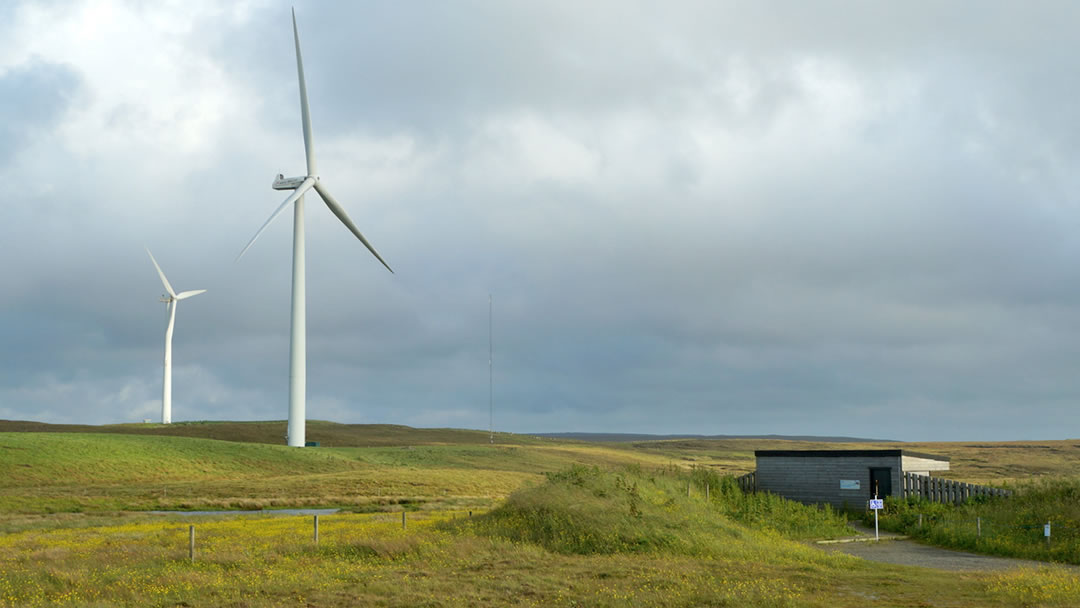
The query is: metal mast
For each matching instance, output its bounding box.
[489,294,494,444]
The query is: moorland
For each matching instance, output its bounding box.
[1,419,1078,607]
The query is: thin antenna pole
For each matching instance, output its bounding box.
[489,294,494,444]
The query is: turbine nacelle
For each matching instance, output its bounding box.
[273,174,310,191]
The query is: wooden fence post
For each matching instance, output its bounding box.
[189,525,195,563]
[314,515,319,545]
[402,511,407,530]
[913,477,1017,505]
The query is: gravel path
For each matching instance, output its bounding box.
[815,523,1069,572]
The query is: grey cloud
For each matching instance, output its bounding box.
[0,59,82,163]
[3,1,1080,440]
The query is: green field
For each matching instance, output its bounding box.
[1,421,1079,606]
[0,427,688,515]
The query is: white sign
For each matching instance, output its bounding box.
[840,480,861,490]
[869,499,884,510]
[1045,524,1051,537]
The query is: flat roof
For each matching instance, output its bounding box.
[755,449,949,462]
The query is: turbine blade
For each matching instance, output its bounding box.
[175,289,207,300]
[146,249,177,298]
[313,180,394,273]
[292,8,316,177]
[236,177,316,261]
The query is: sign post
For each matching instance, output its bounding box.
[869,496,884,541]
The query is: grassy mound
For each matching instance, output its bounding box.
[466,465,850,557]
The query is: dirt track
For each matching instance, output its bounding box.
[815,524,1071,572]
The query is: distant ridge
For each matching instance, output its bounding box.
[532,432,896,443]
[0,419,515,447]
[0,420,895,446]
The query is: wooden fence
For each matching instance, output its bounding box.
[902,472,1011,504]
[732,471,1009,504]
[736,471,755,493]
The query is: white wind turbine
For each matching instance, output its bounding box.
[147,249,206,425]
[238,9,393,447]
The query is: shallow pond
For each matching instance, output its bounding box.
[148,508,340,517]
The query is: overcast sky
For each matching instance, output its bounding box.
[2,1,1080,441]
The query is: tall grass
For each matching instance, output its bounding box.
[464,465,851,557]
[873,477,1080,563]
[688,467,852,540]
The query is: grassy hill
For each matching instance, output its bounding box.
[0,430,682,515]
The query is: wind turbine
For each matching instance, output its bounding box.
[238,8,393,448]
[147,249,206,425]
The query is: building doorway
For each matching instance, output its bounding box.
[869,467,892,498]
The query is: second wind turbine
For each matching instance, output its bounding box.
[238,9,393,447]
[147,249,206,425]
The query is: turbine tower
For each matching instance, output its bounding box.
[238,8,393,447]
[147,249,206,424]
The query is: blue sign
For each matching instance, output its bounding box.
[869,499,884,510]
